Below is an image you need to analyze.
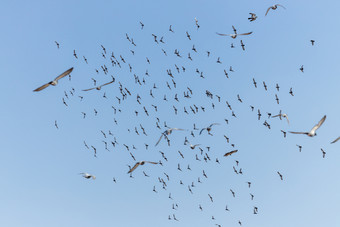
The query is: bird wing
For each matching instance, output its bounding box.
[128,162,140,173]
[54,67,74,81]
[331,136,340,144]
[224,150,238,157]
[155,134,164,146]
[276,4,286,9]
[265,7,272,16]
[289,131,308,135]
[239,31,253,36]
[100,80,114,87]
[209,123,220,127]
[232,25,237,34]
[171,128,186,131]
[216,32,232,36]
[310,115,326,132]
[285,116,290,125]
[82,87,96,91]
[146,161,159,165]
[272,114,281,118]
[199,128,206,135]
[33,82,51,92]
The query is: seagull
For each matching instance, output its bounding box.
[265,4,286,16]
[216,26,252,39]
[155,128,186,146]
[127,161,159,174]
[82,80,114,91]
[33,67,73,92]
[189,144,201,149]
[289,115,326,137]
[272,111,290,124]
[79,173,96,180]
[331,136,340,144]
[200,123,220,135]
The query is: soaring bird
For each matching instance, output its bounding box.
[128,161,159,174]
[79,173,96,180]
[248,13,257,22]
[272,111,290,124]
[289,115,326,137]
[82,80,114,91]
[265,4,286,16]
[200,123,220,135]
[155,128,186,146]
[224,150,238,157]
[216,26,252,39]
[33,67,73,92]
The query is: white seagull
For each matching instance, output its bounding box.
[216,25,252,39]
[289,115,326,137]
[33,67,73,92]
[272,110,290,124]
[79,173,96,180]
[265,4,286,16]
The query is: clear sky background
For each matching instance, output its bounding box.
[1,0,340,226]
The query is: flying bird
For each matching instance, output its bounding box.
[289,115,326,137]
[79,173,96,180]
[265,4,286,16]
[200,123,220,135]
[82,80,114,91]
[155,128,186,146]
[216,26,252,39]
[224,150,238,157]
[128,161,159,174]
[33,67,73,92]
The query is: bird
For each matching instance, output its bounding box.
[200,123,220,135]
[248,13,257,22]
[33,67,74,92]
[82,80,114,91]
[155,128,186,146]
[277,171,283,180]
[216,26,252,39]
[127,161,159,174]
[79,173,96,180]
[265,4,286,16]
[321,148,326,158]
[272,111,290,124]
[289,115,326,137]
[311,40,315,46]
[224,150,238,157]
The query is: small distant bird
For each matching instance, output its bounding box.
[289,115,326,137]
[272,111,290,124]
[200,123,220,135]
[248,13,257,21]
[321,148,326,158]
[82,80,114,91]
[79,173,96,180]
[216,26,252,39]
[155,128,186,146]
[140,21,144,29]
[127,161,159,174]
[55,41,60,48]
[33,68,74,92]
[265,4,286,16]
[296,144,302,152]
[224,150,238,157]
[277,171,283,180]
[311,40,315,45]
[300,65,304,72]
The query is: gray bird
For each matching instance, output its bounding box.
[265,4,286,16]
[82,80,114,91]
[79,172,96,180]
[33,68,73,92]
[128,161,159,174]
[155,128,186,146]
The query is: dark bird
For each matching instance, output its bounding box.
[224,150,238,157]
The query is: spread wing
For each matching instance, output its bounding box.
[155,134,164,146]
[199,128,206,135]
[224,150,238,157]
[276,4,286,9]
[146,161,159,165]
[272,114,281,118]
[239,31,253,36]
[285,116,290,125]
[232,25,237,34]
[54,67,74,81]
[100,80,114,87]
[216,32,232,36]
[82,87,96,91]
[331,136,340,144]
[265,7,272,16]
[288,131,308,135]
[128,162,140,173]
[33,82,51,92]
[209,123,220,128]
[311,115,326,132]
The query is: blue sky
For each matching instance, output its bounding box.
[1,0,340,226]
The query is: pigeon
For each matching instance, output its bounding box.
[33,68,74,92]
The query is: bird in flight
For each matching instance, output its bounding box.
[248,13,257,22]
[82,80,114,91]
[289,115,326,137]
[128,161,159,174]
[224,150,238,157]
[155,128,186,146]
[265,4,286,16]
[33,67,73,92]
[79,172,96,180]
[272,110,290,124]
[216,26,252,39]
[200,123,220,135]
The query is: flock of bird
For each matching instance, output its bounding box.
[33,3,339,226]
